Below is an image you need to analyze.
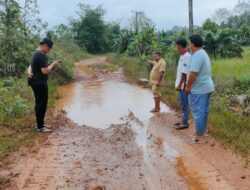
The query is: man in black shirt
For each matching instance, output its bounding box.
[28,38,60,132]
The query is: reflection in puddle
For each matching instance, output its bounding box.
[58,80,169,128]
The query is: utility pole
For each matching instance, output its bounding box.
[188,0,193,36]
[133,11,143,34]
[135,11,139,34]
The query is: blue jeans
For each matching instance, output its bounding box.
[178,91,189,125]
[189,93,211,136]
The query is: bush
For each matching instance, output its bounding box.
[3,78,14,87]
[235,75,250,92]
[48,38,90,85]
[0,79,31,125]
[203,28,243,58]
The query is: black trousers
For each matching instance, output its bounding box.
[31,84,48,129]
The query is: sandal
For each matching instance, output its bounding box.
[174,121,182,126]
[192,138,207,144]
[175,124,189,130]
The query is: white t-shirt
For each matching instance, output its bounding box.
[175,51,191,88]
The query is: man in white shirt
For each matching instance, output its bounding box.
[175,38,191,130]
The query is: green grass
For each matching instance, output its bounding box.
[212,47,250,93]
[107,50,250,156]
[0,77,56,159]
[212,48,250,77]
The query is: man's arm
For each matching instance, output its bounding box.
[176,73,187,91]
[148,60,155,65]
[27,65,33,78]
[157,71,165,87]
[185,72,198,93]
[41,61,59,75]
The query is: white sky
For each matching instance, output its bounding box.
[17,0,238,30]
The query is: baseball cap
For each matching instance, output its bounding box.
[40,38,53,49]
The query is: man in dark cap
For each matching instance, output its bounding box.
[28,38,60,132]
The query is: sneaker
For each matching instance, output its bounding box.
[37,126,52,133]
[175,124,189,130]
[43,125,52,129]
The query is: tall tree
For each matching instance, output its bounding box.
[212,8,231,24]
[202,19,219,33]
[71,4,107,53]
[129,12,154,33]
[233,0,250,15]
[22,0,47,36]
[0,0,27,76]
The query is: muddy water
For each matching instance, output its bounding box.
[57,78,175,158]
[56,71,195,189]
[57,80,170,129]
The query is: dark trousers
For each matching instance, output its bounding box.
[31,84,48,129]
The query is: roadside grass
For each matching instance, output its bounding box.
[0,77,55,160]
[107,51,250,156]
[212,47,250,77]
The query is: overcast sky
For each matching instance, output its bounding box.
[17,0,238,30]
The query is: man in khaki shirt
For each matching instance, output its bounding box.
[148,52,166,113]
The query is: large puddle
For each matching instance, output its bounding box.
[56,66,200,189]
[57,80,170,129]
[55,61,232,190]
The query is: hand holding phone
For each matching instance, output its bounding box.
[52,60,62,68]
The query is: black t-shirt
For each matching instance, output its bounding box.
[28,51,48,86]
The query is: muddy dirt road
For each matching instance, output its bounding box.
[6,57,250,190]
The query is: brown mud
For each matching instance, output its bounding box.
[3,57,250,190]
